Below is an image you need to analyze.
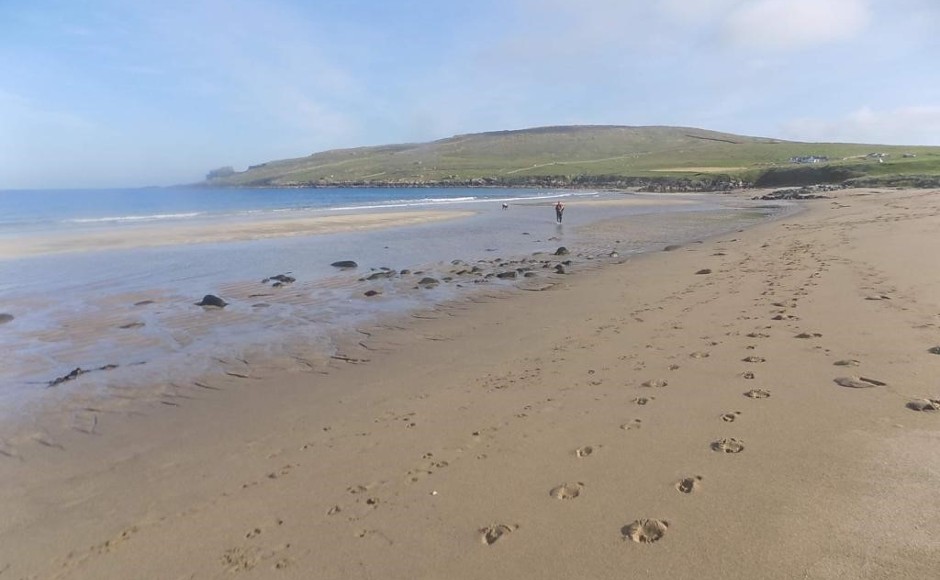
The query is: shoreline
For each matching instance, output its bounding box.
[0,193,770,416]
[3,188,938,578]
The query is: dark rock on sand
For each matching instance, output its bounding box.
[554,247,570,256]
[331,260,358,269]
[663,245,682,251]
[555,264,567,274]
[365,271,395,281]
[364,290,382,297]
[695,269,712,275]
[48,367,86,387]
[47,363,119,387]
[497,271,518,279]
[418,277,439,286]
[196,294,228,308]
[0,313,13,325]
[263,273,296,285]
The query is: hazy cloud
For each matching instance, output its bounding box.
[724,0,872,50]
[782,105,940,145]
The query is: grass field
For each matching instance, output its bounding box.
[204,125,940,188]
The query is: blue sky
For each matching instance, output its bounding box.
[2,0,939,188]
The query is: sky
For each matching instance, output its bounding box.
[2,0,939,189]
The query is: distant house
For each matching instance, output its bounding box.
[789,155,829,164]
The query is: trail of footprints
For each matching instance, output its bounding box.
[475,241,940,551]
[314,241,936,556]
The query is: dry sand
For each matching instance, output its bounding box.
[2,188,940,579]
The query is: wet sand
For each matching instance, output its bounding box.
[1,188,939,579]
[0,210,476,258]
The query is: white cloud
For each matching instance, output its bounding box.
[724,0,872,50]
[781,105,940,145]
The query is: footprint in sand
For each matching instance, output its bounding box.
[620,419,643,431]
[550,482,584,500]
[834,376,886,389]
[480,524,517,545]
[742,356,766,363]
[711,438,745,453]
[742,371,755,379]
[720,411,741,422]
[744,389,771,399]
[641,379,668,388]
[632,396,654,405]
[771,314,800,321]
[575,446,594,458]
[622,519,669,543]
[906,399,940,412]
[676,475,703,494]
[834,359,861,367]
[689,351,710,359]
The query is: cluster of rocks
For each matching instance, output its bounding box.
[261,273,296,287]
[752,184,843,200]
[192,245,615,311]
[334,246,611,297]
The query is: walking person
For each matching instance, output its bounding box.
[554,201,565,224]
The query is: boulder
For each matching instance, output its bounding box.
[496,271,517,279]
[418,277,439,286]
[330,260,358,269]
[196,294,228,308]
[554,246,569,256]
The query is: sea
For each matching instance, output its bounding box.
[0,186,788,426]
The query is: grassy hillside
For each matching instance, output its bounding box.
[204,125,940,189]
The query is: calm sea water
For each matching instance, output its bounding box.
[0,186,579,236]
[0,186,784,426]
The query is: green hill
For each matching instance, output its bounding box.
[203,125,940,189]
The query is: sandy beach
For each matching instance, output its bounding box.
[2,187,939,579]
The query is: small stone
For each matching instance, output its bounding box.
[330,260,358,269]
